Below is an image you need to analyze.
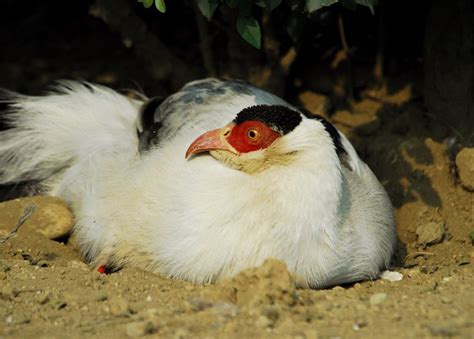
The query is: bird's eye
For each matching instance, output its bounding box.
[247,129,260,141]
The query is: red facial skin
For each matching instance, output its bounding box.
[226,120,280,153]
[185,120,281,158]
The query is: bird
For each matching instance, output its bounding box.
[0,78,396,288]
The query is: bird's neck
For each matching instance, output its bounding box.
[254,145,343,234]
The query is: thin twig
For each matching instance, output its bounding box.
[338,13,349,52]
[404,251,434,260]
[374,0,385,83]
[0,204,36,244]
[337,12,354,100]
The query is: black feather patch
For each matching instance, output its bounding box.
[234,105,302,135]
[137,97,164,154]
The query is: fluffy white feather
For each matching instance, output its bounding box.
[0,79,396,288]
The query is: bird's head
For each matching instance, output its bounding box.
[185,105,308,173]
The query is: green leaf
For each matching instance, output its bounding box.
[197,0,219,21]
[236,16,261,49]
[306,0,338,13]
[306,0,377,13]
[142,0,154,8]
[155,0,166,12]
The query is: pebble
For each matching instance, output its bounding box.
[416,222,445,246]
[211,303,239,317]
[369,293,387,306]
[0,260,11,272]
[36,293,51,305]
[108,296,131,316]
[5,314,30,325]
[429,325,460,337]
[441,297,452,304]
[255,315,274,328]
[0,197,74,240]
[380,270,403,282]
[455,147,474,191]
[52,299,67,310]
[92,291,108,302]
[126,321,157,337]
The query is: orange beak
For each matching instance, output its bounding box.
[185,124,237,159]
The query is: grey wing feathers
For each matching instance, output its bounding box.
[137,78,286,153]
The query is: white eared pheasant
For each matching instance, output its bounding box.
[0,79,396,288]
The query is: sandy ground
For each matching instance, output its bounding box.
[0,83,473,338]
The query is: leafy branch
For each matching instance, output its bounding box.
[138,0,377,49]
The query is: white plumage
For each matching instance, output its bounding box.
[0,79,396,288]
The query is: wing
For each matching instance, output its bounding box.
[137,78,288,153]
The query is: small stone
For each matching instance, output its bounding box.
[186,298,213,312]
[420,265,438,274]
[441,297,452,304]
[0,197,74,240]
[37,293,50,305]
[457,257,470,266]
[93,291,108,302]
[108,296,130,316]
[211,303,239,317]
[0,260,11,273]
[380,270,403,282]
[126,321,157,337]
[262,306,279,323]
[255,315,274,328]
[456,147,474,191]
[6,314,30,325]
[428,325,460,337]
[52,300,67,310]
[35,200,74,239]
[36,260,49,267]
[352,319,367,331]
[0,287,13,300]
[369,293,387,306]
[416,222,445,246]
[403,260,418,268]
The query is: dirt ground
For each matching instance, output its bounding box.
[0,2,473,338]
[0,83,473,338]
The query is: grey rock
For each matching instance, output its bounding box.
[416,222,445,246]
[126,321,158,337]
[456,148,474,191]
